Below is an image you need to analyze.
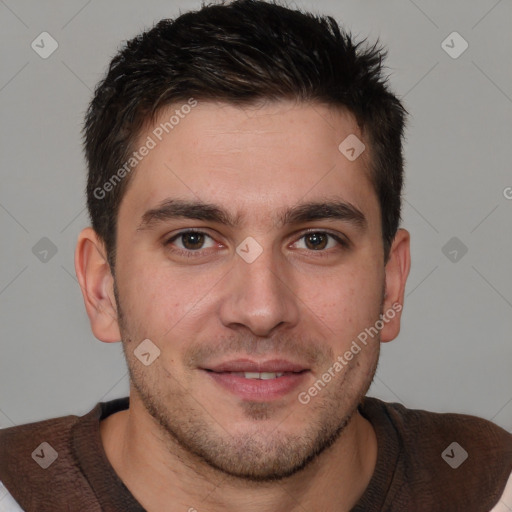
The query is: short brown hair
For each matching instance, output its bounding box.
[83,0,407,269]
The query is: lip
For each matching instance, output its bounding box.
[201,359,310,401]
[203,358,308,373]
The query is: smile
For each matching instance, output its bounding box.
[227,372,285,379]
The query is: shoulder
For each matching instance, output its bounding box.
[381,399,512,460]
[0,413,81,507]
[0,407,99,511]
[363,397,512,511]
[0,398,128,511]
[0,412,81,465]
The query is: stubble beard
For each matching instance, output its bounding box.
[114,279,381,483]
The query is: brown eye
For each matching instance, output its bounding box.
[181,232,206,250]
[304,232,328,250]
[292,231,348,253]
[166,230,216,252]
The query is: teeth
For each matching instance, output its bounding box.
[244,372,261,379]
[231,372,285,379]
[259,372,284,380]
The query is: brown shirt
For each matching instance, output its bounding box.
[0,396,511,511]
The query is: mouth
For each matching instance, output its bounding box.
[203,358,308,374]
[201,359,311,401]
[219,371,295,380]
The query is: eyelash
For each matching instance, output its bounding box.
[164,229,349,259]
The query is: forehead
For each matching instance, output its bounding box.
[119,100,379,230]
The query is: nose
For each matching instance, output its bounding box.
[218,246,300,337]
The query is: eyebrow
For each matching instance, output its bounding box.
[137,197,367,232]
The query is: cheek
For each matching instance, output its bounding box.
[120,257,216,339]
[300,263,384,340]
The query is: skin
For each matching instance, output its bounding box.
[75,100,410,512]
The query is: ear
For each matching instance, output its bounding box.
[380,228,411,343]
[74,227,121,343]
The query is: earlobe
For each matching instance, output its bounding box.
[74,227,121,343]
[380,228,411,343]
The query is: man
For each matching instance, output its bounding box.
[1,1,511,510]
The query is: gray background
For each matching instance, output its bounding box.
[0,0,511,431]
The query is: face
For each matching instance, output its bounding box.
[113,100,388,480]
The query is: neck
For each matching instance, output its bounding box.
[100,394,377,512]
